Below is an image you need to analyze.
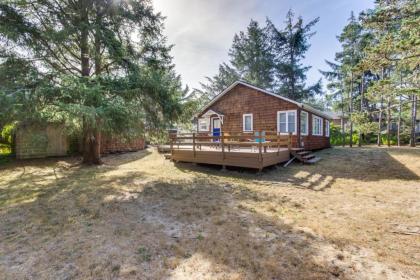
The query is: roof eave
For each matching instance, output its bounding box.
[196,80,333,120]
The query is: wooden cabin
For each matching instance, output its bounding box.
[195,80,332,150]
[169,81,332,171]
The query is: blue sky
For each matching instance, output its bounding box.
[153,0,374,90]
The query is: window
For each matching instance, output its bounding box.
[325,120,330,137]
[243,114,253,132]
[277,110,296,134]
[300,111,308,135]
[198,118,209,131]
[312,115,323,136]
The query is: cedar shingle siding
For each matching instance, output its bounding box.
[198,83,330,150]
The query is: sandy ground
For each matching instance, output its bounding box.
[0,146,419,279]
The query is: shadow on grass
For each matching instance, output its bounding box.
[0,149,354,279]
[0,149,152,208]
[173,146,420,192]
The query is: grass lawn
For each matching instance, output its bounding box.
[0,146,419,279]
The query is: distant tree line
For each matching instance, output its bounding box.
[321,0,419,147]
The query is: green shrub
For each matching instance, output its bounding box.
[330,124,359,146]
[1,123,15,144]
[381,134,397,146]
[0,143,11,156]
[330,123,412,146]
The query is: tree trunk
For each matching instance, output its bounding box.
[386,97,391,147]
[80,0,102,164]
[82,122,102,165]
[358,73,364,147]
[410,94,417,147]
[377,96,383,146]
[290,47,295,98]
[397,72,402,147]
[377,69,384,147]
[94,2,102,75]
[349,71,353,147]
[80,0,90,78]
[397,95,402,146]
[341,80,345,147]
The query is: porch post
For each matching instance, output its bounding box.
[221,132,225,160]
[170,138,173,155]
[297,108,301,148]
[193,133,196,158]
[288,132,292,151]
[258,130,262,161]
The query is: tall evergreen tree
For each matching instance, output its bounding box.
[0,0,184,164]
[200,20,274,98]
[336,12,367,147]
[198,63,239,99]
[229,20,275,90]
[268,10,321,101]
[320,60,347,145]
[323,12,372,147]
[360,0,419,147]
[201,12,320,102]
[323,0,419,148]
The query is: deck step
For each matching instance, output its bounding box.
[305,157,321,164]
[164,153,172,160]
[302,154,315,160]
[297,151,311,156]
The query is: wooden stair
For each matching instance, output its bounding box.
[291,148,321,164]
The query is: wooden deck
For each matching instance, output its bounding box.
[170,131,292,170]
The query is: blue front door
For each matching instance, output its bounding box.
[212,118,221,142]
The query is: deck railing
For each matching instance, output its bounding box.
[170,131,292,160]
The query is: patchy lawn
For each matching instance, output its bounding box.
[0,146,419,279]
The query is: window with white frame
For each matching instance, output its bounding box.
[300,111,308,135]
[198,118,209,131]
[243,113,253,132]
[277,110,296,134]
[325,120,330,137]
[312,115,323,136]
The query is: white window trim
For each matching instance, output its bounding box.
[277,110,297,135]
[242,113,253,132]
[312,115,323,136]
[325,120,330,137]
[198,118,209,132]
[300,111,309,136]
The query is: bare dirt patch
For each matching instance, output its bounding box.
[0,146,419,279]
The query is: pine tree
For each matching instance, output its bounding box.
[320,61,347,146]
[198,63,240,99]
[268,10,321,101]
[337,12,369,147]
[0,0,184,163]
[201,12,321,103]
[322,12,372,147]
[229,20,275,90]
[201,19,274,97]
[360,0,419,147]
